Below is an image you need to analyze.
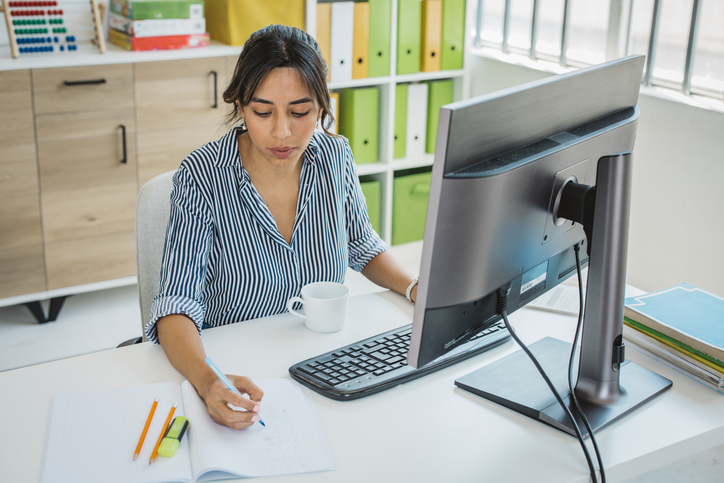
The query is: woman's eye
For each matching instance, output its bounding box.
[254,111,271,118]
[292,110,311,118]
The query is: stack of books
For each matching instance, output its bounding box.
[623,282,724,394]
[108,0,209,51]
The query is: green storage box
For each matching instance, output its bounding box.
[359,179,381,234]
[392,171,432,245]
[339,87,380,164]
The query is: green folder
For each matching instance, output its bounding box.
[396,0,421,75]
[441,0,465,71]
[368,0,392,78]
[394,83,408,159]
[359,178,382,234]
[392,171,432,245]
[425,79,453,154]
[339,87,379,164]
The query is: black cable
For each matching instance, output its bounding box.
[569,243,606,482]
[497,286,598,483]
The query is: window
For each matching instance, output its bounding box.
[475,0,724,100]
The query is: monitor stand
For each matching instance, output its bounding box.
[455,337,672,437]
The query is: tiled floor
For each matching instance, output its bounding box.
[0,241,721,481]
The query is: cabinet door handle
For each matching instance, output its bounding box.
[210,70,218,108]
[118,124,127,164]
[63,79,107,86]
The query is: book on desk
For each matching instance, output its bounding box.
[40,379,336,483]
[623,282,724,394]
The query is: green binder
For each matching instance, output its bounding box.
[339,87,379,165]
[392,171,432,245]
[441,0,465,71]
[368,0,392,78]
[425,79,453,154]
[394,83,408,159]
[396,0,421,75]
[359,178,382,234]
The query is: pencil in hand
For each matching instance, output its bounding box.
[149,403,177,465]
[133,397,158,461]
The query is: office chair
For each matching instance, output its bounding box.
[118,170,176,347]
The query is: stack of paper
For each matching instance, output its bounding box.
[40,379,337,483]
[623,282,724,394]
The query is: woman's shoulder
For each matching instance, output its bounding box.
[180,127,239,177]
[311,131,353,169]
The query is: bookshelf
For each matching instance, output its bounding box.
[307,0,475,244]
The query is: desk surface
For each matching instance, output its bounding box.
[2,290,724,483]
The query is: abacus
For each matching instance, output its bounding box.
[1,0,105,58]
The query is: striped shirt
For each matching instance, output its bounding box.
[145,126,388,343]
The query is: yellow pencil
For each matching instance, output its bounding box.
[133,397,158,461]
[149,403,177,465]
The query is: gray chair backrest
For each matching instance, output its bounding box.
[136,170,176,341]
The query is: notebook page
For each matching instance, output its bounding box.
[40,382,193,483]
[181,379,337,480]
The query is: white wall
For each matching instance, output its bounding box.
[469,55,724,296]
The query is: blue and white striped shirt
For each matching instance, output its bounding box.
[145,127,388,343]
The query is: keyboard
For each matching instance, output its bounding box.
[289,320,511,400]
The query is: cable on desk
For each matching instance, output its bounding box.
[569,243,606,483]
[496,282,600,483]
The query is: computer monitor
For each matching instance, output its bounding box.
[407,55,672,436]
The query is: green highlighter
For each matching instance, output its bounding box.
[157,417,190,458]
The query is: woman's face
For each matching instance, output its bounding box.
[239,67,322,170]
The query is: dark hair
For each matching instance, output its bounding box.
[223,24,335,136]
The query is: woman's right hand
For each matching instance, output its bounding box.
[201,375,265,430]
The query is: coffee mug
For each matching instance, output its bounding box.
[287,282,350,333]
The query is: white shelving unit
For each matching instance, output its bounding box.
[307,0,475,244]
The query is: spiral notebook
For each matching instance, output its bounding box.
[40,379,337,483]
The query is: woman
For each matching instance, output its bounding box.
[146,25,419,430]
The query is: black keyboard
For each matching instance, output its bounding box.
[289,320,511,400]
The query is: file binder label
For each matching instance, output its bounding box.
[352,1,370,79]
[331,2,354,83]
[406,83,428,159]
[368,0,392,78]
[420,0,442,72]
[441,0,465,70]
[397,0,421,75]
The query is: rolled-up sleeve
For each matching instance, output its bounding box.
[145,166,214,343]
[342,141,389,272]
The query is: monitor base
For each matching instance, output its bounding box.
[455,337,672,437]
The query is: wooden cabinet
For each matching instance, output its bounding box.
[134,56,236,186]
[0,70,45,298]
[33,65,138,289]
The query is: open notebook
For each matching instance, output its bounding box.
[40,379,337,483]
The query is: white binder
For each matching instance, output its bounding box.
[406,83,428,159]
[330,2,354,84]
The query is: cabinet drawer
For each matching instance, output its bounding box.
[135,57,231,132]
[32,64,134,115]
[0,70,35,145]
[137,124,226,186]
[41,182,137,244]
[37,109,137,192]
[45,230,136,290]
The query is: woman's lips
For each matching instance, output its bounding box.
[270,147,295,159]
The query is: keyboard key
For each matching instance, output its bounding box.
[363,344,386,353]
[369,351,391,361]
[298,366,317,376]
[386,356,405,365]
[329,379,341,386]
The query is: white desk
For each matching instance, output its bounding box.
[2,290,723,483]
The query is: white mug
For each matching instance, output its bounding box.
[287,282,350,333]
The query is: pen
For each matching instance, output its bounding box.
[149,403,177,465]
[204,357,266,427]
[133,397,158,461]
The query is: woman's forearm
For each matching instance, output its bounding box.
[156,314,217,400]
[361,250,418,302]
